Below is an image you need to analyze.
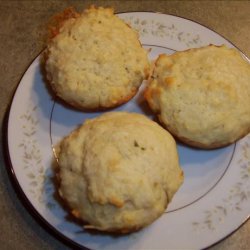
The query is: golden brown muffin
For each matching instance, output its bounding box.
[58,112,183,233]
[45,6,150,110]
[145,45,250,149]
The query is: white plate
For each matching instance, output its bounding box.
[7,12,250,250]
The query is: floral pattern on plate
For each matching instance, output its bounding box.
[7,12,250,250]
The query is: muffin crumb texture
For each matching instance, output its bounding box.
[145,45,250,148]
[58,112,183,233]
[45,6,149,110]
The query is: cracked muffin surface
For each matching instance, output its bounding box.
[145,45,250,149]
[58,112,183,233]
[45,6,149,110]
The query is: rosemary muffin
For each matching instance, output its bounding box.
[58,112,183,233]
[145,45,250,148]
[45,6,149,110]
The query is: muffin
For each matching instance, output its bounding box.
[57,112,183,233]
[145,45,250,149]
[45,6,150,110]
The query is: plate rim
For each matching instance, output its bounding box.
[117,11,248,56]
[5,52,88,250]
[5,11,250,250]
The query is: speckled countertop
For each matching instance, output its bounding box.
[0,1,249,249]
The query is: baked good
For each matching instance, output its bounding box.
[45,6,150,110]
[58,112,183,233]
[145,45,250,149]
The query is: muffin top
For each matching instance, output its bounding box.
[145,45,250,148]
[45,6,149,110]
[58,112,183,233]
